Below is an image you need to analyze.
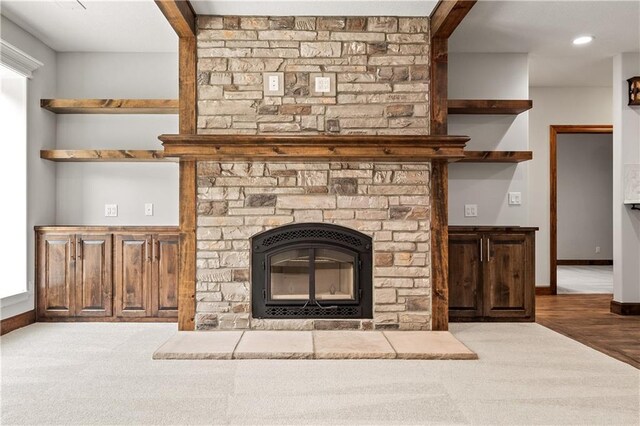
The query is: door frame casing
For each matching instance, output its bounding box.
[549,124,613,294]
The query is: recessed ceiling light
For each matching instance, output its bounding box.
[573,35,594,46]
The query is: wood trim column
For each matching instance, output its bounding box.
[178,33,197,331]
[156,0,197,330]
[430,161,449,330]
[429,0,476,330]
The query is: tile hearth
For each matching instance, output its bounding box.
[153,331,477,360]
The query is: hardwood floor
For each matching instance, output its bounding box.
[536,294,640,369]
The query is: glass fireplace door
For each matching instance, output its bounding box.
[267,247,357,303]
[314,248,356,301]
[269,249,310,301]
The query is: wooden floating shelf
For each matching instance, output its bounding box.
[40,99,179,114]
[448,99,533,115]
[40,150,177,162]
[457,151,533,163]
[159,134,470,161]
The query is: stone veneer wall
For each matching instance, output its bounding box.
[196,162,431,330]
[196,16,429,135]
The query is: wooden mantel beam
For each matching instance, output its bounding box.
[430,0,477,39]
[155,0,196,38]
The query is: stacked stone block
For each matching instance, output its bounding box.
[196,16,430,135]
[195,162,432,330]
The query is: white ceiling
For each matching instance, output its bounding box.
[449,0,640,87]
[1,0,178,52]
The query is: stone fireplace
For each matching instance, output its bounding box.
[158,14,469,331]
[195,161,432,330]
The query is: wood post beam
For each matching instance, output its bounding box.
[429,0,477,331]
[430,0,477,39]
[156,0,197,330]
[154,0,196,38]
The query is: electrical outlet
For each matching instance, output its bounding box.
[508,192,522,205]
[315,76,331,93]
[464,204,478,217]
[263,72,284,96]
[595,246,601,254]
[145,203,154,216]
[310,73,336,96]
[268,75,279,91]
[104,204,118,217]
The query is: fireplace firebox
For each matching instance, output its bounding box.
[251,223,373,319]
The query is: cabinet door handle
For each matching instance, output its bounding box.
[77,239,82,260]
[155,240,160,261]
[70,237,76,261]
[487,238,491,262]
[479,239,483,262]
[146,239,151,262]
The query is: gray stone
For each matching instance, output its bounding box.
[195,314,219,330]
[246,194,277,207]
[329,178,358,195]
[197,201,228,217]
[269,17,295,30]
[326,119,340,133]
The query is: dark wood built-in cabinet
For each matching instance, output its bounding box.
[448,226,537,322]
[36,227,178,322]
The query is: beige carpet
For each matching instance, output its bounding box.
[1,322,638,425]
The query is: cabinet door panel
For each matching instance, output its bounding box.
[448,233,483,319]
[484,234,529,317]
[114,234,151,317]
[152,234,179,318]
[75,234,112,317]
[37,234,74,317]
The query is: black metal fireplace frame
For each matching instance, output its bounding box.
[251,223,373,319]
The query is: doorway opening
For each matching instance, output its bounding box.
[549,125,613,294]
[549,125,613,295]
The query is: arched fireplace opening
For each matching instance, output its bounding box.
[251,223,373,319]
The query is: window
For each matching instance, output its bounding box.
[0,64,27,298]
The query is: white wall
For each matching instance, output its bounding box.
[1,16,57,319]
[448,53,529,225]
[557,133,613,260]
[55,52,179,225]
[612,53,640,304]
[529,87,612,285]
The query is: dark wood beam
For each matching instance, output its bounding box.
[430,0,477,40]
[175,18,198,331]
[430,161,449,331]
[430,38,448,134]
[154,0,196,38]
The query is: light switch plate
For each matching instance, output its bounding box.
[145,203,154,216]
[310,73,336,96]
[508,192,522,205]
[464,204,478,217]
[263,72,284,96]
[104,204,118,217]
